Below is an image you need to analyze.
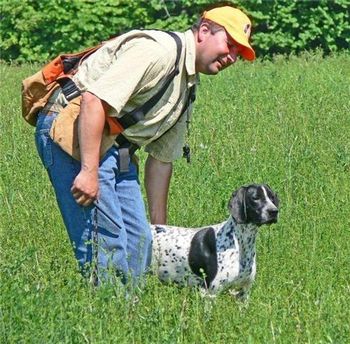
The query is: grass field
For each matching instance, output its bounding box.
[1,51,350,343]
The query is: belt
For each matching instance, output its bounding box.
[40,109,58,116]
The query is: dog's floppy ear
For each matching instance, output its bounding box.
[228,186,247,224]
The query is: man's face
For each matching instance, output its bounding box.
[195,24,241,75]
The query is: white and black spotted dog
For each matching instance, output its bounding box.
[151,184,279,300]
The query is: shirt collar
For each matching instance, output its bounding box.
[184,29,198,87]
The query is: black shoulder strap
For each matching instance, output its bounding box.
[116,31,182,130]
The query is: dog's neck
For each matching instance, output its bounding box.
[221,215,258,236]
[219,216,258,257]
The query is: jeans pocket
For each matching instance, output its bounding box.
[35,129,53,168]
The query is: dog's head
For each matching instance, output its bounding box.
[228,184,279,226]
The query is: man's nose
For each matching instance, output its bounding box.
[227,50,238,64]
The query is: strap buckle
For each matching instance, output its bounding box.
[115,135,140,173]
[119,147,130,173]
[57,78,81,101]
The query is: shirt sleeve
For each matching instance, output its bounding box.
[87,38,172,116]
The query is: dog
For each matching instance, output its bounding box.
[151,184,279,300]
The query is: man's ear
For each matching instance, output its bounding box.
[197,23,211,42]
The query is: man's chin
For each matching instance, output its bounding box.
[202,66,220,75]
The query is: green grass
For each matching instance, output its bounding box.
[1,51,350,343]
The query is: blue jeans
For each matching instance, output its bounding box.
[35,113,152,284]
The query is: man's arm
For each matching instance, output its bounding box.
[70,92,108,206]
[144,155,173,224]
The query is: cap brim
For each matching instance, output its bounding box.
[238,43,255,61]
[225,31,255,61]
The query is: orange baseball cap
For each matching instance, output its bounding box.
[202,6,255,61]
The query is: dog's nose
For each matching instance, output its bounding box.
[268,209,278,217]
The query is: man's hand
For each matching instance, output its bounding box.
[71,165,99,206]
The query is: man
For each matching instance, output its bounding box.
[35,6,255,285]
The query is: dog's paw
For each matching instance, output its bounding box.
[198,287,217,300]
[229,288,249,302]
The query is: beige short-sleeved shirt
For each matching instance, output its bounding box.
[69,29,198,162]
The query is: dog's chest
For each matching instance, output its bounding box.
[210,225,257,292]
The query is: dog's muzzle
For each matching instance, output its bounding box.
[265,209,279,224]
